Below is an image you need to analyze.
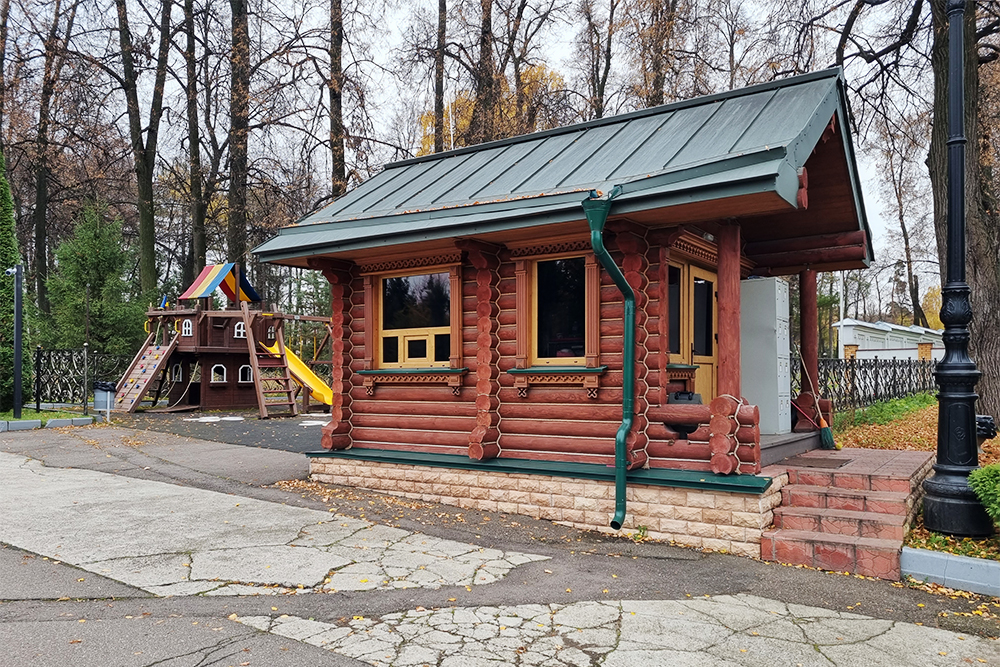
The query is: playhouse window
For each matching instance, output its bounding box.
[211,364,227,383]
[238,365,253,383]
[266,325,276,341]
[234,321,247,339]
[379,270,451,368]
[181,319,193,337]
[532,256,586,365]
[172,363,183,382]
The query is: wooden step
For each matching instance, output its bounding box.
[761,528,901,579]
[780,484,913,517]
[773,506,907,541]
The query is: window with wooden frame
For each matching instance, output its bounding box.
[515,253,600,368]
[181,319,193,337]
[372,267,461,369]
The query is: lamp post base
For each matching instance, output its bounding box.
[923,468,993,537]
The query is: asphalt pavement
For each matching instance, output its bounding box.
[1,420,999,666]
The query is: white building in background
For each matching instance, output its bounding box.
[833,318,944,361]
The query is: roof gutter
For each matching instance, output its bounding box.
[582,186,633,531]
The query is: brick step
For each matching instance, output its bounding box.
[786,467,918,494]
[773,506,907,541]
[781,484,913,517]
[761,528,901,579]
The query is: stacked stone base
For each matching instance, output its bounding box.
[310,459,787,558]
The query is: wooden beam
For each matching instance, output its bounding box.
[716,223,741,397]
[749,244,867,270]
[800,269,819,398]
[744,230,867,256]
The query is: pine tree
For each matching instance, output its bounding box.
[0,150,19,411]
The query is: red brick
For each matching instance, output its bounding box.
[792,470,833,487]
[775,511,818,532]
[833,473,869,490]
[855,545,900,580]
[819,516,860,536]
[814,542,856,572]
[760,533,775,560]
[774,536,813,566]
[827,494,866,512]
[870,477,912,493]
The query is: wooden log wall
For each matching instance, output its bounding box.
[319,227,764,476]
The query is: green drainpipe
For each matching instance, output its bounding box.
[582,186,633,530]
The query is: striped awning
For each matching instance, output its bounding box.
[179,263,261,302]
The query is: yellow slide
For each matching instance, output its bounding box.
[261,343,333,405]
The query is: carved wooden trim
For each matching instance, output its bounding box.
[449,265,463,368]
[658,246,669,405]
[358,252,462,275]
[360,371,467,396]
[667,230,753,277]
[509,369,604,399]
[585,254,600,368]
[514,259,529,369]
[363,275,375,370]
[509,240,589,258]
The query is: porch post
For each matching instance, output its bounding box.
[716,223,741,397]
[800,268,819,397]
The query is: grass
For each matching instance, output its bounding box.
[905,512,1000,562]
[0,408,86,425]
[832,392,937,433]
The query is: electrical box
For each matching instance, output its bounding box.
[740,277,791,434]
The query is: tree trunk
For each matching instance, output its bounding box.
[184,0,205,283]
[116,0,169,295]
[228,0,249,265]
[928,0,1000,419]
[468,0,495,144]
[329,0,346,196]
[434,0,446,153]
[0,0,11,152]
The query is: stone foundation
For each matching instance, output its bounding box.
[310,459,788,558]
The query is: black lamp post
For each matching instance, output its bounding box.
[4,264,22,419]
[922,0,993,537]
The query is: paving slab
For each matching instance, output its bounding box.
[238,595,1000,667]
[0,451,546,596]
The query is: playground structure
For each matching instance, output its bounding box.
[114,264,335,418]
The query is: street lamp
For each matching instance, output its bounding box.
[4,264,22,419]
[922,0,993,537]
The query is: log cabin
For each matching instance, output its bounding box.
[253,68,873,553]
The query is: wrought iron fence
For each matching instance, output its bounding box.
[791,356,937,412]
[33,347,132,409]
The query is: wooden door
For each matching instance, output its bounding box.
[689,266,718,400]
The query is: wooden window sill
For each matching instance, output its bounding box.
[506,366,607,399]
[357,368,468,396]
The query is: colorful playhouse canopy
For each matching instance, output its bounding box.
[179,263,261,302]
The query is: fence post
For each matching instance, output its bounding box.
[82,343,89,416]
[35,346,41,412]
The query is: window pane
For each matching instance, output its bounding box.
[407,338,427,359]
[693,277,714,356]
[382,272,450,330]
[668,266,681,355]
[537,257,585,359]
[434,333,450,362]
[383,336,399,363]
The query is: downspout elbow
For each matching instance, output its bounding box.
[582,187,635,531]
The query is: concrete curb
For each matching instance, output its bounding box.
[901,546,1000,596]
[3,416,95,432]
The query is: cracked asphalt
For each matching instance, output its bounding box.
[2,419,1000,666]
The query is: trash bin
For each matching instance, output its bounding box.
[93,381,116,412]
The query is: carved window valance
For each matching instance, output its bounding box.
[358,252,462,275]
[506,366,607,399]
[356,368,468,396]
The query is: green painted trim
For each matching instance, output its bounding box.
[506,366,608,375]
[666,363,698,370]
[307,448,773,495]
[356,368,468,375]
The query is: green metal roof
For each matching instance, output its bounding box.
[255,68,869,264]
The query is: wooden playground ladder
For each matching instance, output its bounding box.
[242,302,298,419]
[115,329,181,412]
